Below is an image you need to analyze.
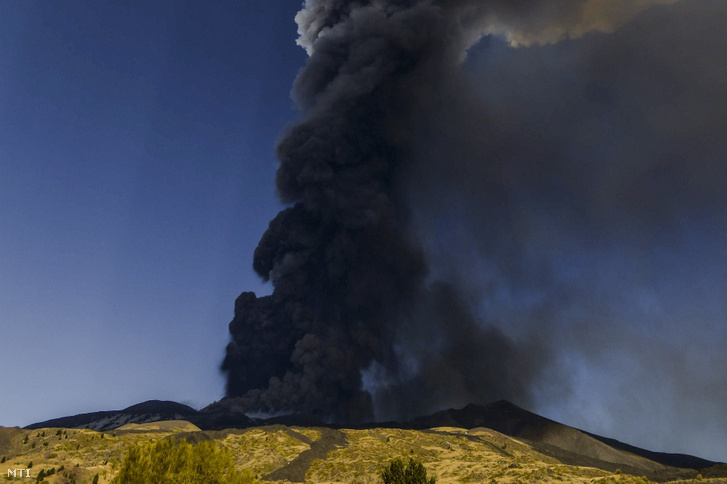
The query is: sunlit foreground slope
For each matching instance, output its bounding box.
[2,419,726,483]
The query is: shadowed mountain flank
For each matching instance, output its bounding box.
[25,400,199,432]
[25,399,258,432]
[400,401,722,480]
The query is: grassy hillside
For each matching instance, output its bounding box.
[1,422,723,484]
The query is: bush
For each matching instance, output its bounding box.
[112,438,256,484]
[380,458,435,484]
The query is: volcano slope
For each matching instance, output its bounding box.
[6,400,725,483]
[400,400,724,482]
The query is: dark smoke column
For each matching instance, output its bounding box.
[223,0,443,423]
[222,0,669,423]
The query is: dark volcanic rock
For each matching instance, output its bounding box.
[584,431,718,470]
[262,428,348,482]
[188,410,257,431]
[25,410,121,430]
[26,400,199,432]
[263,412,326,428]
[405,400,559,436]
[121,400,196,416]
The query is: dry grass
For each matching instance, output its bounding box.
[1,423,722,484]
[221,427,312,478]
[306,427,617,484]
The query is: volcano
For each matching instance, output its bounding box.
[22,398,726,482]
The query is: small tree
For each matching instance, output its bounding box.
[381,458,435,484]
[113,438,255,484]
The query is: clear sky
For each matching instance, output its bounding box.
[1,0,304,421]
[2,0,726,463]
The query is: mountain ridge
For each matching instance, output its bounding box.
[21,398,724,481]
[399,401,717,470]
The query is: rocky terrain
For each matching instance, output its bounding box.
[2,400,724,483]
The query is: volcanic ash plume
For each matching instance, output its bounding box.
[221,0,676,423]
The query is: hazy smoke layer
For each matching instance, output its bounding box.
[222,0,720,426]
[406,0,727,459]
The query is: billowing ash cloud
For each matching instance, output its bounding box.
[222,0,726,434]
[404,0,727,459]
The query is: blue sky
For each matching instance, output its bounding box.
[1,0,726,463]
[1,0,304,421]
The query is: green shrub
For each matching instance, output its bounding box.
[380,458,435,484]
[112,438,255,484]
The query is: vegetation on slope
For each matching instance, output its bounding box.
[112,438,255,484]
[1,422,723,484]
[381,458,436,484]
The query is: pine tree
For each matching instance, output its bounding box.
[380,458,435,484]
